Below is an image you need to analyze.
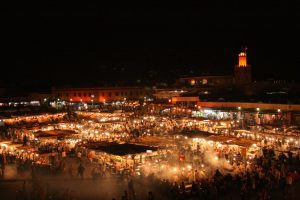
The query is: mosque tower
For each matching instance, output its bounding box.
[234,47,252,85]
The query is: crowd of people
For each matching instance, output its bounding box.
[0,107,300,199]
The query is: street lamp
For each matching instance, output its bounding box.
[237,106,243,128]
[91,94,95,108]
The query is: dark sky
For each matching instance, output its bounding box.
[2,1,300,90]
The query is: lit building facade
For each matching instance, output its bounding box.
[51,87,147,102]
[176,75,234,87]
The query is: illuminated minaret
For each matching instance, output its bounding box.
[234,47,252,85]
[238,49,247,67]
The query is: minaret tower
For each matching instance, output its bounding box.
[234,47,252,85]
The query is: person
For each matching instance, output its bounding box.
[214,169,222,182]
[23,135,28,146]
[194,170,199,181]
[68,164,74,178]
[291,170,300,182]
[0,154,5,177]
[191,181,197,195]
[148,191,154,200]
[180,181,185,193]
[240,183,247,200]
[288,151,293,164]
[91,167,99,182]
[62,188,70,200]
[286,172,293,195]
[128,179,135,199]
[21,181,27,200]
[77,163,85,179]
[122,190,128,200]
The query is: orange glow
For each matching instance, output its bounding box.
[190,79,196,85]
[239,53,247,67]
[238,50,247,67]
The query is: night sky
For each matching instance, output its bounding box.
[2,1,300,91]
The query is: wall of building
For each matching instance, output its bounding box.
[171,96,200,103]
[197,101,300,111]
[52,87,147,102]
[176,76,234,87]
[234,66,252,85]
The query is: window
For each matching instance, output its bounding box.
[108,92,111,97]
[83,93,86,97]
[115,92,119,96]
[78,93,81,97]
[190,79,196,85]
[102,92,105,97]
[89,93,91,97]
[65,93,69,97]
[74,93,77,97]
[121,92,123,96]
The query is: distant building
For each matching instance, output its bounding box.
[176,75,233,88]
[155,48,252,101]
[176,48,252,88]
[51,87,148,102]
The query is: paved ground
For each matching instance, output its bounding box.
[1,163,300,200]
[2,176,300,200]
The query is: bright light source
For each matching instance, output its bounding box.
[277,109,281,113]
[256,108,260,111]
